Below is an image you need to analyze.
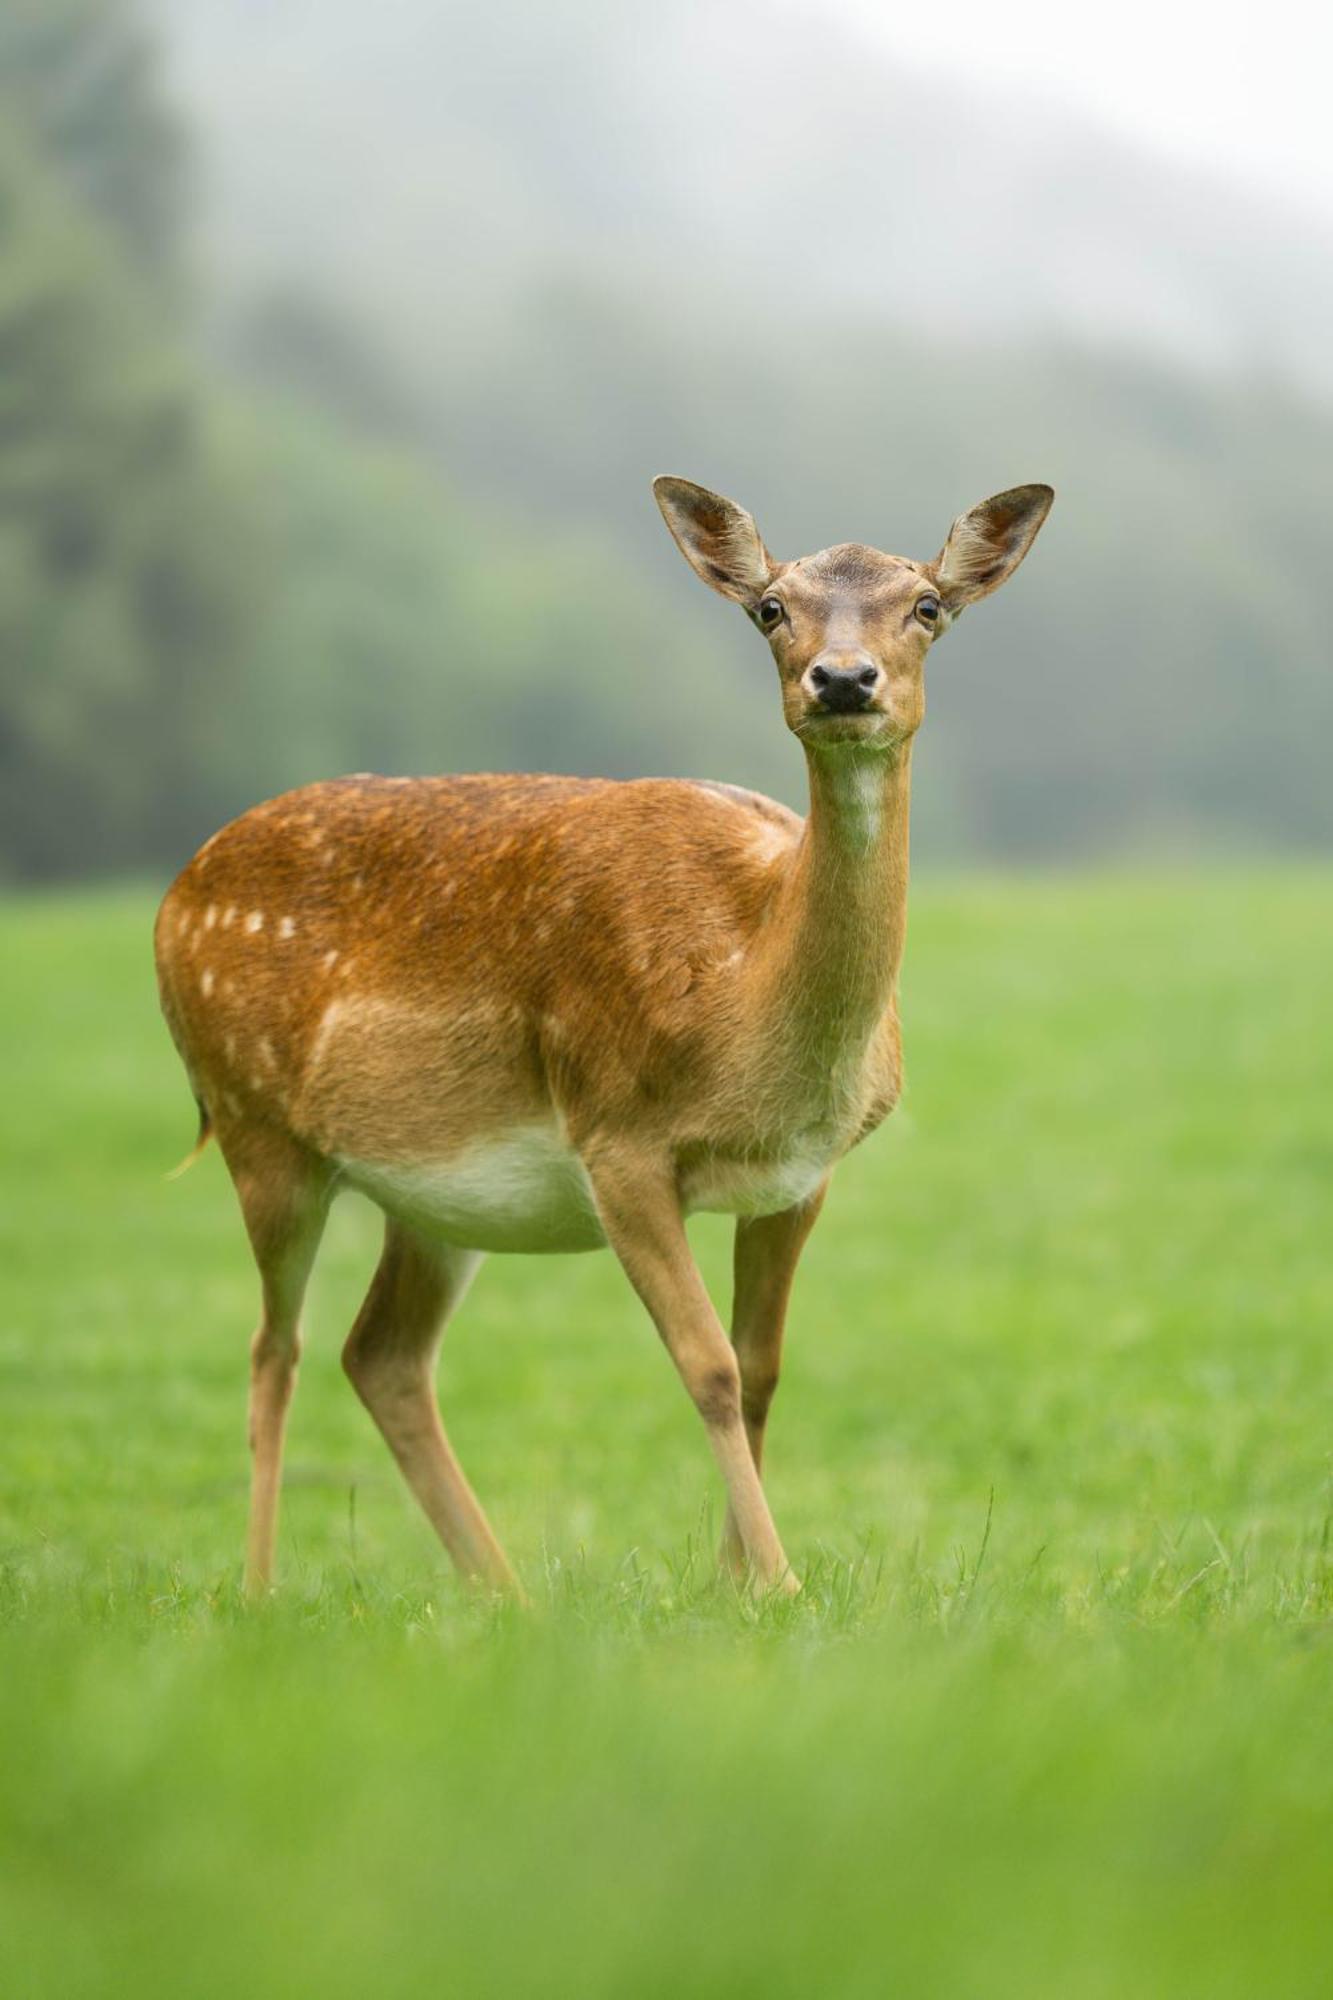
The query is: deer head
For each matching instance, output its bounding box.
[653,476,1053,750]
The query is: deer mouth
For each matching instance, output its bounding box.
[797,710,886,745]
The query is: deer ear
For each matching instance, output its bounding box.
[931,484,1054,613]
[653,476,776,607]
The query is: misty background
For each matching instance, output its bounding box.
[2,0,1330,883]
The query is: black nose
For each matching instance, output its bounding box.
[810,662,879,713]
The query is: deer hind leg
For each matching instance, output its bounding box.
[341,1217,518,1594]
[219,1126,334,1598]
[585,1146,799,1595]
[721,1185,828,1579]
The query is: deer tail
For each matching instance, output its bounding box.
[165,1098,214,1181]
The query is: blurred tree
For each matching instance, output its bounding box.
[0,0,183,279]
[0,37,245,879]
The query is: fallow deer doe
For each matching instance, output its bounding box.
[155,476,1052,1598]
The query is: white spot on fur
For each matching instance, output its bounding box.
[322,948,339,970]
[245,910,264,934]
[204,905,218,930]
[222,905,237,929]
[200,969,215,998]
[307,1001,343,1077]
[257,1036,275,1068]
[278,916,296,939]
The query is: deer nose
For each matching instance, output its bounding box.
[808,658,880,713]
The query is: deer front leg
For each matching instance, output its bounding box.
[584,1145,798,1594]
[721,1182,828,1579]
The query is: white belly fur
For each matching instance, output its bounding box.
[342,1129,605,1254]
[682,1150,830,1217]
[341,1126,832,1253]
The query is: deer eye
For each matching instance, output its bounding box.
[916,593,941,627]
[757,596,783,630]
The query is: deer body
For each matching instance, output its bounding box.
[158,769,907,1249]
[155,476,1051,1598]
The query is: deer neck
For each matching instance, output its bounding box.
[750,740,913,1099]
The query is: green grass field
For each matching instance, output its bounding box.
[2,871,1331,1997]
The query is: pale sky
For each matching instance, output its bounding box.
[802,0,1333,226]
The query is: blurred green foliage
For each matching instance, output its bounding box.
[1,0,1331,884]
[0,1,239,877]
[0,125,239,876]
[0,0,181,275]
[0,0,758,881]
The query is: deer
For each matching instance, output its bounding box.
[154,475,1052,1600]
